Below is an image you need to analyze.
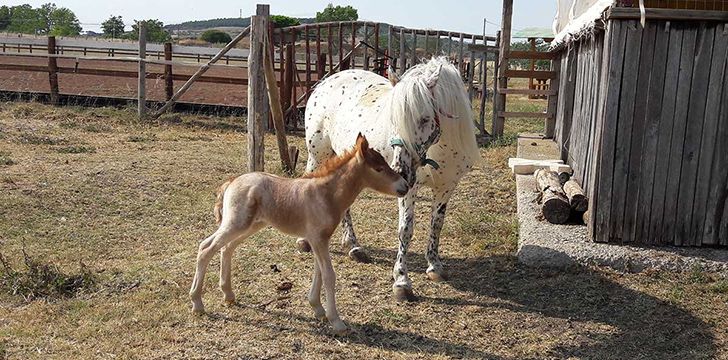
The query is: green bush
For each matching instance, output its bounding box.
[200,29,232,44]
[270,15,300,28]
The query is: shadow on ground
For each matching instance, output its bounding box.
[362,247,717,359]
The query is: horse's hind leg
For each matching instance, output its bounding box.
[341,209,369,263]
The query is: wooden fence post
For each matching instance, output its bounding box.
[138,21,147,119]
[262,29,294,174]
[545,58,560,138]
[492,31,501,136]
[317,52,327,79]
[47,36,59,106]
[398,28,405,74]
[495,0,513,137]
[247,4,269,172]
[164,42,173,101]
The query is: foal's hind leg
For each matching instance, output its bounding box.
[190,226,245,314]
[219,223,264,305]
[341,209,369,263]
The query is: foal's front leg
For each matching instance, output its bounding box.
[310,238,348,335]
[425,187,454,282]
[392,188,417,302]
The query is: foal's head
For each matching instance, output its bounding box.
[355,134,409,197]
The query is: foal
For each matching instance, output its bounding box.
[190,134,408,334]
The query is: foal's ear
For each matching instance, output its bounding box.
[356,133,369,152]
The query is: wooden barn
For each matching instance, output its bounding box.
[549,0,728,246]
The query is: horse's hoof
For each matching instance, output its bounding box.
[393,286,417,302]
[348,247,371,263]
[296,239,312,253]
[311,306,326,321]
[426,270,449,282]
[332,323,350,336]
[192,308,205,316]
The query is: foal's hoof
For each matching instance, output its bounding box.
[223,299,237,307]
[348,247,371,263]
[296,239,312,253]
[332,322,350,336]
[192,308,205,316]
[426,270,449,282]
[393,286,417,302]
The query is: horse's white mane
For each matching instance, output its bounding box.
[386,57,481,167]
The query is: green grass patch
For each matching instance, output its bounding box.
[0,151,14,166]
[127,133,158,143]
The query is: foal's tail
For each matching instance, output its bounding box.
[214,178,234,225]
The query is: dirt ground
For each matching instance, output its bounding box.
[0,101,726,359]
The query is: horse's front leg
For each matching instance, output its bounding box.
[392,188,417,302]
[425,187,454,282]
[341,209,370,263]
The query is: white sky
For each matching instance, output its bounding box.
[4,1,557,36]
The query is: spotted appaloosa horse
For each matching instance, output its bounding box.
[302,57,481,301]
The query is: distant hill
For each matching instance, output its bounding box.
[165,17,316,31]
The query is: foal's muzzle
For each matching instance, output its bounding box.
[395,178,410,197]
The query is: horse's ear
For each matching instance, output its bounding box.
[424,64,443,89]
[356,133,369,152]
[388,67,400,86]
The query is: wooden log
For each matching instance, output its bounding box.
[138,22,147,119]
[564,179,588,212]
[262,32,293,174]
[558,171,571,185]
[535,169,571,224]
[47,36,59,106]
[282,44,294,126]
[163,42,173,101]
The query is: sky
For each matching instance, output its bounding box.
[4,0,557,36]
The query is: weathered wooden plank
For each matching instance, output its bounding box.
[636,21,670,245]
[623,21,657,244]
[608,7,728,22]
[498,88,558,96]
[47,36,59,106]
[497,111,552,118]
[664,25,698,246]
[587,22,614,237]
[649,25,684,246]
[545,55,560,138]
[584,35,605,196]
[703,28,728,246]
[594,20,627,243]
[676,23,714,246]
[568,40,587,181]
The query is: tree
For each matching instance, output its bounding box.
[7,5,43,34]
[0,6,11,31]
[270,15,299,28]
[102,15,125,38]
[200,29,231,44]
[5,3,80,36]
[315,4,358,22]
[129,19,170,42]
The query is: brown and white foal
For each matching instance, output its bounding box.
[190,134,408,334]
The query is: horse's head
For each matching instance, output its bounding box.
[386,63,445,187]
[355,133,409,197]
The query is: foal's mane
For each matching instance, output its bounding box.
[302,148,357,179]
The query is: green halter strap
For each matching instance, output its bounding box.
[389,138,440,170]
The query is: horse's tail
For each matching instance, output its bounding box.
[214,178,234,225]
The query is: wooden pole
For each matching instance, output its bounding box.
[317,52,326,79]
[478,21,487,136]
[388,24,393,72]
[564,179,588,212]
[305,25,311,99]
[492,31,501,136]
[364,24,370,70]
[47,36,59,106]
[496,0,513,137]
[138,21,147,119]
[263,30,294,174]
[351,22,357,68]
[328,23,333,73]
[152,26,251,118]
[458,33,465,76]
[424,30,430,57]
[398,28,405,74]
[338,22,344,68]
[468,34,477,101]
[535,169,571,224]
[164,42,173,101]
[374,23,380,74]
[316,25,321,73]
[247,6,269,172]
[411,30,417,68]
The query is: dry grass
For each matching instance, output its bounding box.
[0,101,726,359]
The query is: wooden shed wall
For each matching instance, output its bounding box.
[556,19,728,247]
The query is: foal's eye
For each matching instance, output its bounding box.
[375,167,384,173]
